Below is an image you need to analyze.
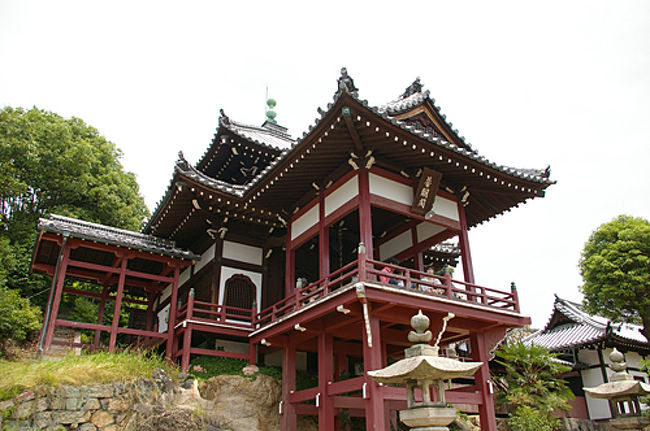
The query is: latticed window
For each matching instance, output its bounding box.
[223,274,256,316]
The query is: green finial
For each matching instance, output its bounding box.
[266,98,277,124]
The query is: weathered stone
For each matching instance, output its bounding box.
[11,400,34,419]
[90,410,114,428]
[99,399,109,410]
[78,423,97,431]
[65,396,82,410]
[132,403,153,416]
[33,411,53,429]
[83,398,101,410]
[15,390,35,402]
[180,379,194,389]
[57,385,80,398]
[86,384,114,398]
[35,397,50,412]
[80,410,92,422]
[115,413,127,424]
[0,399,15,411]
[106,398,125,413]
[55,409,85,424]
[134,378,156,398]
[103,425,119,431]
[241,364,258,376]
[3,419,32,431]
[113,382,128,396]
[51,396,66,410]
[152,368,174,393]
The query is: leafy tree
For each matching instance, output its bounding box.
[494,342,574,431]
[579,215,650,341]
[0,106,149,308]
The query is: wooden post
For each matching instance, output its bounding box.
[43,240,71,353]
[318,332,335,430]
[93,284,109,349]
[470,331,497,431]
[457,202,475,284]
[319,193,330,279]
[181,289,194,371]
[358,168,374,260]
[145,291,154,332]
[285,223,294,298]
[166,265,180,359]
[108,257,128,353]
[281,337,297,431]
[363,310,386,431]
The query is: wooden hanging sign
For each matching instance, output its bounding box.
[411,168,442,216]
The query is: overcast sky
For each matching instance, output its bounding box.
[1,1,649,329]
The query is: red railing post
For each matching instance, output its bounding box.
[444,273,452,299]
[220,304,226,322]
[187,288,194,320]
[511,282,520,312]
[358,242,367,282]
[251,306,256,328]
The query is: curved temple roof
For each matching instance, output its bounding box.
[39,214,197,260]
[523,295,648,352]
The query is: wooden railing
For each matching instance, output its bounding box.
[174,254,520,330]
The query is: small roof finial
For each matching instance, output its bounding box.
[265,98,277,124]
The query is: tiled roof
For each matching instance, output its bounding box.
[39,214,197,260]
[523,296,647,351]
[220,117,295,151]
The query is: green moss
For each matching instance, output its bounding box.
[189,356,281,382]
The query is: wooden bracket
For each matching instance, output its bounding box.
[342,107,364,154]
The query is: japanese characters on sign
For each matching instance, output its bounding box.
[411,168,442,216]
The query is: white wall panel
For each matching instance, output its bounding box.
[179,267,191,287]
[222,241,263,266]
[291,204,319,240]
[369,173,413,206]
[218,266,262,311]
[416,222,446,243]
[325,175,358,217]
[379,230,413,260]
[431,196,459,221]
[194,244,215,272]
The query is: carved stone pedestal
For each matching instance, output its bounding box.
[609,416,650,431]
[400,406,457,431]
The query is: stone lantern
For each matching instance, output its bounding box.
[583,348,650,431]
[368,310,483,430]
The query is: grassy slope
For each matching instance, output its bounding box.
[0,351,178,401]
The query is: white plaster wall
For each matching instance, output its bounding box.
[218,266,262,311]
[379,230,413,260]
[179,266,191,287]
[369,173,413,206]
[264,350,308,371]
[214,339,249,354]
[194,244,215,272]
[157,304,170,333]
[581,366,611,420]
[222,240,263,266]
[416,222,446,243]
[160,283,172,303]
[577,349,599,364]
[291,204,320,241]
[325,175,358,217]
[432,196,459,221]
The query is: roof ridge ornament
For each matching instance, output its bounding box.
[265,98,277,124]
[219,108,230,125]
[401,76,423,99]
[337,67,358,97]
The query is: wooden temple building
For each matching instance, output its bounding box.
[31,70,555,431]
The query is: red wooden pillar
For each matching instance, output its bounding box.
[457,202,475,284]
[166,265,180,359]
[181,289,194,371]
[363,310,386,431]
[318,332,334,430]
[319,193,330,279]
[281,337,297,431]
[108,257,128,353]
[285,223,295,298]
[412,227,425,272]
[358,169,374,260]
[43,240,71,353]
[93,284,110,349]
[145,291,154,332]
[470,331,497,431]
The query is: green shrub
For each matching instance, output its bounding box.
[189,356,281,381]
[509,406,558,431]
[0,287,41,356]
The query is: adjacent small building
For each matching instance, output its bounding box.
[524,295,650,420]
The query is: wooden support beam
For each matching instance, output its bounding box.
[318,332,335,430]
[458,201,475,284]
[281,336,297,431]
[342,107,364,154]
[471,331,497,431]
[43,241,71,353]
[363,309,386,431]
[166,265,180,359]
[94,285,109,348]
[108,258,128,352]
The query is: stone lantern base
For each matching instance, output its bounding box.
[400,406,457,430]
[609,416,650,431]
